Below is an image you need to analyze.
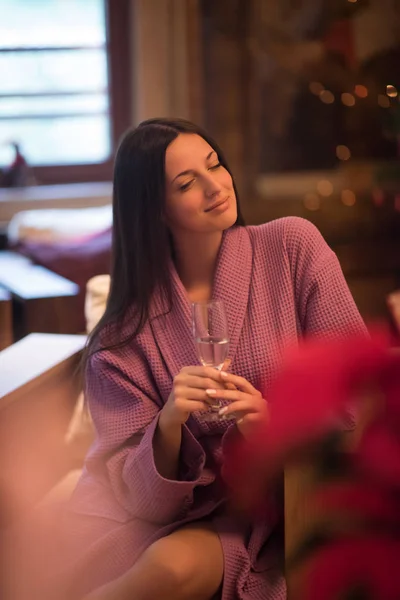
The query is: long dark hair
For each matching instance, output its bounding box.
[85,117,245,361]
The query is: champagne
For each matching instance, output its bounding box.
[195,336,229,370]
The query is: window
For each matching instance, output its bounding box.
[0,0,131,184]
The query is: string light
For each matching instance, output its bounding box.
[341,190,356,206]
[341,93,356,107]
[319,90,335,104]
[378,94,390,108]
[309,82,324,95]
[303,193,321,211]
[336,145,351,161]
[372,188,385,207]
[317,180,333,196]
[354,85,368,98]
[348,0,358,3]
[305,71,398,215]
[386,85,398,98]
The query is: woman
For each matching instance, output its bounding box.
[67,118,366,600]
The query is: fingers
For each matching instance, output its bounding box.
[236,411,269,439]
[180,366,226,382]
[171,367,234,420]
[175,366,268,430]
[221,358,231,372]
[205,387,267,420]
[174,398,209,413]
[174,385,216,404]
[223,382,237,391]
[219,371,259,395]
[217,398,267,418]
[236,412,267,424]
[175,374,225,391]
[205,388,260,404]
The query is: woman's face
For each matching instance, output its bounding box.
[165,134,238,236]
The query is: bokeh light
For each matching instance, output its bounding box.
[336,145,352,161]
[341,190,356,206]
[309,82,324,95]
[386,85,398,98]
[354,85,368,98]
[378,94,390,108]
[341,93,356,107]
[372,188,385,207]
[303,193,321,211]
[319,90,335,104]
[317,180,334,197]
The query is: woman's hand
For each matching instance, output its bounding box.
[205,372,268,438]
[160,365,227,429]
[155,364,230,480]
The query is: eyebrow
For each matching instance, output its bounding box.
[172,150,217,182]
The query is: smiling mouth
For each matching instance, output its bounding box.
[204,197,229,213]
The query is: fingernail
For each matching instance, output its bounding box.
[219,407,228,415]
[206,389,217,396]
[220,371,228,378]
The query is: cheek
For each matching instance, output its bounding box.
[166,192,202,227]
[219,169,234,190]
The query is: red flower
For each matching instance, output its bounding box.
[223,331,400,505]
[302,536,400,600]
[356,422,400,491]
[311,480,400,527]
[223,329,400,599]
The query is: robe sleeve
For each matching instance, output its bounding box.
[85,353,208,525]
[284,218,368,430]
[284,217,367,339]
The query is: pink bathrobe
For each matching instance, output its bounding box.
[68,217,366,599]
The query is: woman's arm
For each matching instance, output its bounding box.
[153,412,182,481]
[153,364,230,480]
[284,217,367,339]
[85,356,210,526]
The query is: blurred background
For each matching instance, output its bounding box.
[1,1,400,576]
[0,0,400,342]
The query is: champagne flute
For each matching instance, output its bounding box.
[192,300,231,421]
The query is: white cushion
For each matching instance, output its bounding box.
[8,205,112,244]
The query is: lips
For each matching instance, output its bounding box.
[204,197,230,213]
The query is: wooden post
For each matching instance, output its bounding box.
[0,287,12,350]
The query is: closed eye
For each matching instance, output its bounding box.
[178,162,221,191]
[179,180,194,192]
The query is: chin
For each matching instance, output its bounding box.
[222,207,238,229]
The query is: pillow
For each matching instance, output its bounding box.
[85,274,111,334]
[8,205,112,244]
[64,275,111,457]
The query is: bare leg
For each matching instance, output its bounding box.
[83,522,224,600]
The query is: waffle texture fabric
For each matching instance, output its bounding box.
[68,217,366,599]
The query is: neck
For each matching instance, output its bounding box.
[172,230,223,302]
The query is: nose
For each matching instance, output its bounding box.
[204,173,223,198]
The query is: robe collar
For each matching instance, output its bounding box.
[149,226,253,379]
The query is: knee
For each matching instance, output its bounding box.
[141,542,198,598]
